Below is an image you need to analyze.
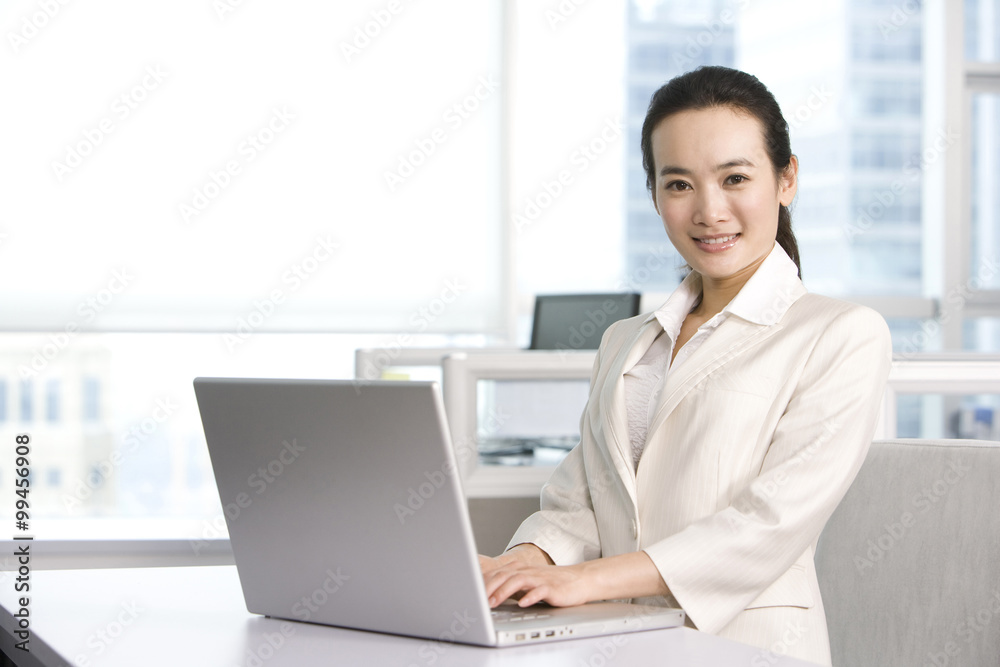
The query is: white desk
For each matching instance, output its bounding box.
[0,565,821,666]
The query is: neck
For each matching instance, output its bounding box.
[693,252,768,318]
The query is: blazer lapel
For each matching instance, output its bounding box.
[645,317,782,438]
[598,318,665,497]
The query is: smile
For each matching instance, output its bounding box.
[694,233,740,252]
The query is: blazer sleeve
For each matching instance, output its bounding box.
[504,326,613,564]
[642,305,892,634]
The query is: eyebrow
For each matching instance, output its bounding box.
[658,157,756,178]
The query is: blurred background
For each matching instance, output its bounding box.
[0,0,997,538]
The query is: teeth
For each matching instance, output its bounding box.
[698,234,738,245]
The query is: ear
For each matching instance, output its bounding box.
[778,155,798,207]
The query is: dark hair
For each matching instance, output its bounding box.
[640,66,801,277]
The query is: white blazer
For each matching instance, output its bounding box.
[508,269,892,665]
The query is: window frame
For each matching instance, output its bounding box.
[937,2,1000,347]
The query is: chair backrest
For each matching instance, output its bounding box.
[815,439,1000,667]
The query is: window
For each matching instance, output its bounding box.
[965,0,999,61]
[851,22,921,62]
[851,78,922,117]
[18,380,32,423]
[0,1,995,535]
[961,1,1000,353]
[851,131,923,170]
[970,93,1000,290]
[82,377,100,423]
[45,379,60,423]
[0,1,503,336]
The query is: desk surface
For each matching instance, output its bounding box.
[0,564,819,666]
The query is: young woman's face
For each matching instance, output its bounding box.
[650,106,797,283]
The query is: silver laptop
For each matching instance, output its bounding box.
[193,377,684,646]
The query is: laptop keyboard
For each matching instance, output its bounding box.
[490,608,552,622]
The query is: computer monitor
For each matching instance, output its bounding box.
[529,293,641,351]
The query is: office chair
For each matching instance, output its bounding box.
[815,438,1000,666]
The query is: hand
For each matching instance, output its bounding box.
[478,554,504,576]
[481,550,671,609]
[483,560,592,608]
[479,544,558,605]
[478,543,553,575]
[478,555,526,603]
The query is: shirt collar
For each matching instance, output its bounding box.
[643,242,805,333]
[643,269,700,337]
[725,242,803,325]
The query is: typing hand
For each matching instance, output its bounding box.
[478,554,504,576]
[482,550,670,609]
[482,560,591,609]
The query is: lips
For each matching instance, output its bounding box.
[694,233,740,252]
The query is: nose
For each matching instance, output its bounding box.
[693,185,728,226]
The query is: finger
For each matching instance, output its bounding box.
[488,572,533,608]
[478,554,497,574]
[484,564,551,606]
[482,568,508,605]
[485,572,517,607]
[498,570,553,608]
[483,563,529,596]
[482,565,509,595]
[517,586,549,608]
[483,576,502,604]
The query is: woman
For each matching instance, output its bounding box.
[479,66,892,665]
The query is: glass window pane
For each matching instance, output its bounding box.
[0,1,503,334]
[896,393,1000,440]
[19,380,33,422]
[82,377,100,423]
[45,379,60,423]
[965,0,1000,61]
[512,0,627,298]
[0,331,463,532]
[971,93,1000,289]
[963,317,1000,351]
[887,318,942,355]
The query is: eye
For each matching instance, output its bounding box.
[664,180,690,191]
[725,174,748,185]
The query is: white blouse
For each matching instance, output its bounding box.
[623,300,727,469]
